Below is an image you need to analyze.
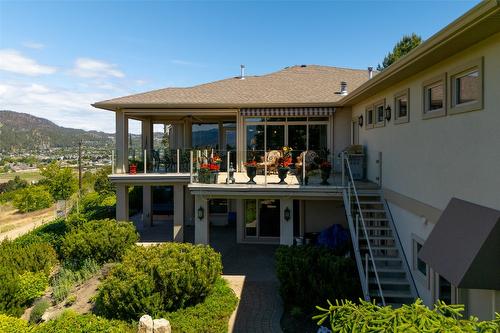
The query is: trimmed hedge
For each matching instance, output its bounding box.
[80,192,116,221]
[314,299,500,332]
[94,243,223,321]
[0,314,32,333]
[60,219,138,265]
[275,245,362,315]
[14,219,68,256]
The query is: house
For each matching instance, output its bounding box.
[93,0,500,320]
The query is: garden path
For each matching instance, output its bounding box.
[210,225,283,333]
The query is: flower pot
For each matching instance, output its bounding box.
[278,167,289,184]
[320,167,331,185]
[246,165,257,184]
[210,171,219,184]
[129,164,137,174]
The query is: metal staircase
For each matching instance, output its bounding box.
[341,154,418,307]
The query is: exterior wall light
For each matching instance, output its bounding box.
[197,206,204,220]
[284,207,291,221]
[385,105,392,121]
[358,115,363,127]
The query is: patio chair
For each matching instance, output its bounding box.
[295,150,319,172]
[257,150,282,174]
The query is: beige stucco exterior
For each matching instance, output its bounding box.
[350,31,500,320]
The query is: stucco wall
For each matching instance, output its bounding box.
[352,32,500,212]
[304,200,347,233]
[333,107,352,170]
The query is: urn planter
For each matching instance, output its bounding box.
[246,166,257,184]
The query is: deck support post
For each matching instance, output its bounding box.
[280,198,294,245]
[194,195,209,244]
[173,184,184,242]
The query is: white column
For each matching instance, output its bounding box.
[280,198,294,245]
[173,184,184,242]
[141,118,153,165]
[142,185,152,227]
[115,110,129,173]
[194,195,209,244]
[116,184,129,221]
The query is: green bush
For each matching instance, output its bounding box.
[93,166,115,194]
[60,219,138,264]
[0,241,56,316]
[13,186,53,213]
[0,314,33,333]
[275,245,362,315]
[51,259,100,303]
[0,176,28,194]
[39,162,77,201]
[162,277,238,333]
[29,299,50,324]
[314,299,500,333]
[14,219,67,256]
[94,243,223,321]
[37,310,135,332]
[80,192,116,220]
[64,212,87,231]
[15,272,49,306]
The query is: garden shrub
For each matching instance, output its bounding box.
[314,299,500,333]
[36,310,135,332]
[80,192,116,220]
[15,272,49,306]
[13,186,53,213]
[14,219,67,256]
[275,245,362,315]
[0,241,56,316]
[162,277,238,333]
[51,259,100,303]
[29,299,50,324]
[60,219,138,265]
[94,243,223,321]
[64,212,88,231]
[0,314,33,333]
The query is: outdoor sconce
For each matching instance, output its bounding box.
[358,115,363,127]
[284,207,291,221]
[197,206,204,220]
[385,105,392,121]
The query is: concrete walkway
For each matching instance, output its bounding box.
[210,226,283,333]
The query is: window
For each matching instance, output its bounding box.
[422,74,446,119]
[412,236,429,287]
[449,58,483,115]
[365,106,374,129]
[437,275,452,304]
[394,89,410,124]
[374,99,386,127]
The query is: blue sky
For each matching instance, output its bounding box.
[0,0,480,133]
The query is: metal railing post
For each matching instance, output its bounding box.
[111,150,115,174]
[190,150,193,183]
[176,149,180,173]
[264,151,267,186]
[378,151,382,188]
[365,253,369,299]
[341,152,345,187]
[302,151,306,185]
[143,149,147,174]
[226,151,230,184]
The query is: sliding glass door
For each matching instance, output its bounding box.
[244,199,280,239]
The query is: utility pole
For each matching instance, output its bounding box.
[78,140,82,193]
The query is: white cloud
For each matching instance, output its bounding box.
[0,82,118,132]
[22,41,45,49]
[0,49,56,76]
[71,58,125,78]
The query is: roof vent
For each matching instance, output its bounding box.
[368,66,373,79]
[240,65,245,80]
[340,81,348,95]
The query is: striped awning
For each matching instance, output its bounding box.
[240,107,335,117]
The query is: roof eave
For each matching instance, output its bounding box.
[339,0,500,106]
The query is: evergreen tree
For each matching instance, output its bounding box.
[377,33,422,70]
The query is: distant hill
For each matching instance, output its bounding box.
[0,110,114,151]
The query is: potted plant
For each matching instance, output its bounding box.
[320,160,332,185]
[244,160,257,184]
[198,163,211,183]
[129,159,138,174]
[277,157,290,185]
[209,162,220,184]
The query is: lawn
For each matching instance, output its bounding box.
[0,170,42,184]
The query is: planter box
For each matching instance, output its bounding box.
[349,154,365,180]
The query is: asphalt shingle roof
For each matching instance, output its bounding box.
[93,65,369,110]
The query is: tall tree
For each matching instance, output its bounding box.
[40,162,78,201]
[377,33,422,70]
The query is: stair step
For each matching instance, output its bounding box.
[358,201,384,205]
[360,245,397,251]
[370,266,404,273]
[359,235,393,240]
[362,209,386,213]
[364,226,391,231]
[371,256,402,262]
[363,218,389,221]
[370,278,410,286]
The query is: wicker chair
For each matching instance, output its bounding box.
[257,150,282,174]
[295,150,319,171]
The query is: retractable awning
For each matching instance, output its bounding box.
[418,198,500,290]
[240,107,335,117]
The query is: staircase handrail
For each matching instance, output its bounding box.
[343,153,386,305]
